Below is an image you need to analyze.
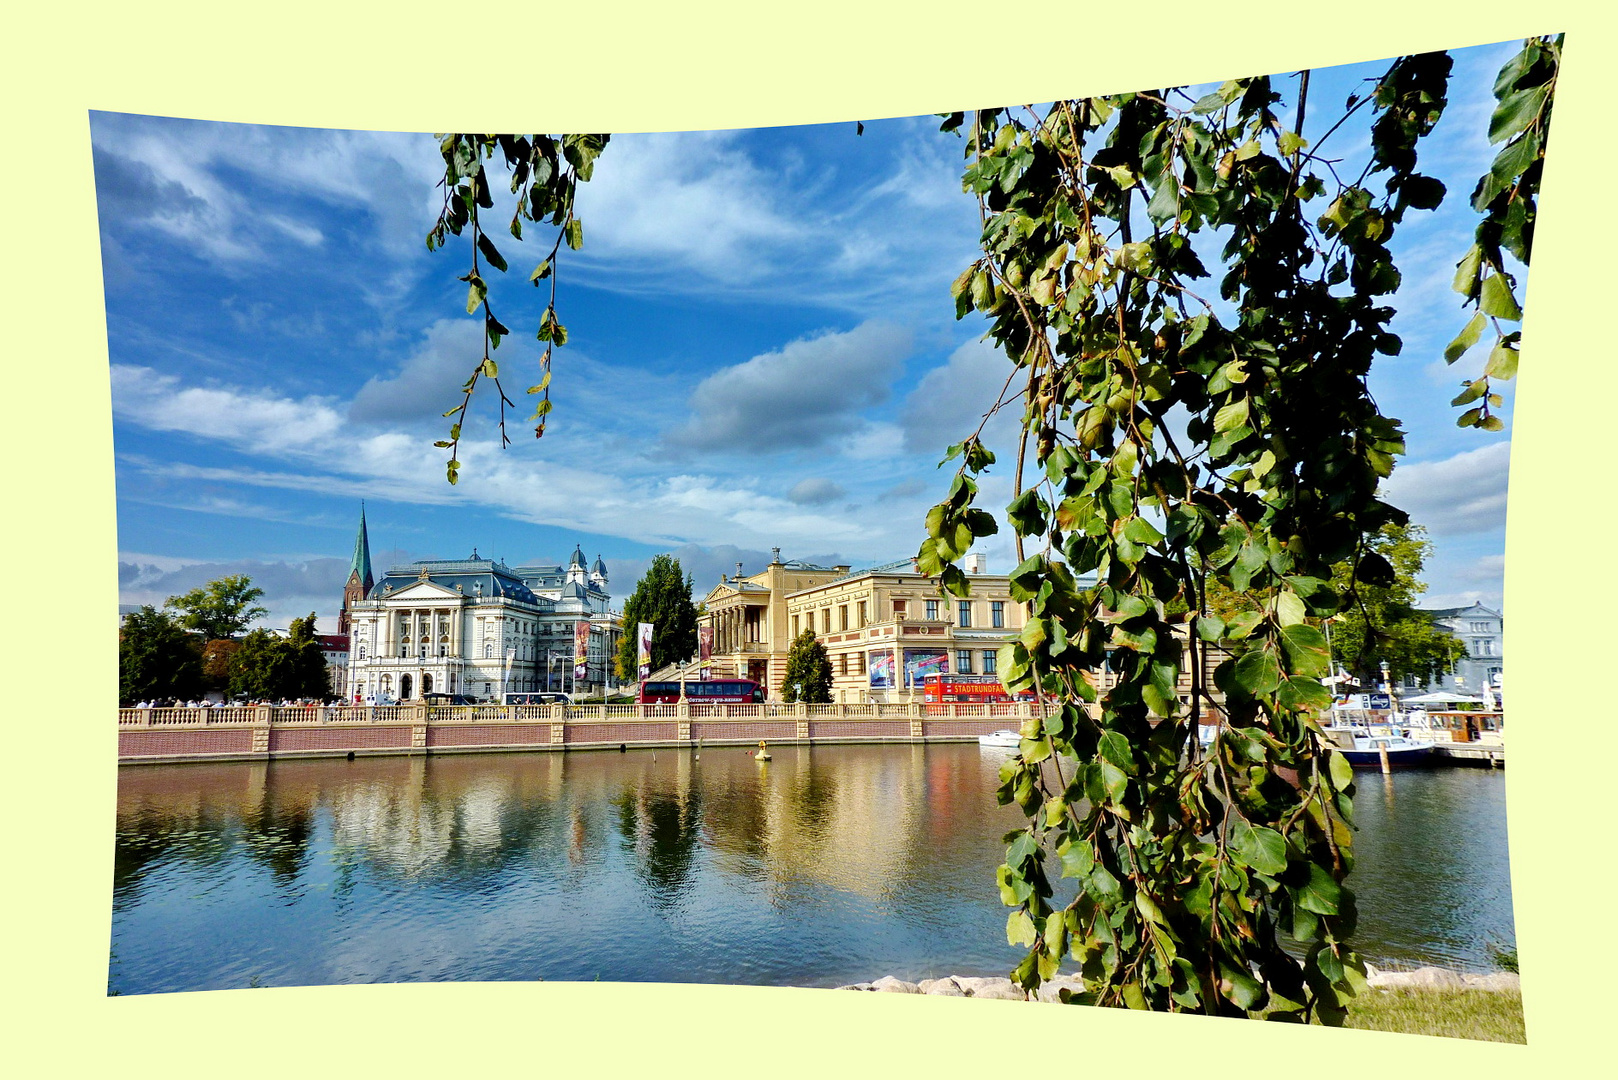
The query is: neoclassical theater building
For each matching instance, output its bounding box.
[340,509,622,702]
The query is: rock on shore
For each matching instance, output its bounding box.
[835,966,1519,999]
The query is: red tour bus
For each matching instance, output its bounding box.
[920,673,1032,704]
[638,679,765,704]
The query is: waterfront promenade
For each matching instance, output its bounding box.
[117,701,1505,766]
[117,700,1026,763]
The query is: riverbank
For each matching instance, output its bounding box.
[835,966,1524,1042]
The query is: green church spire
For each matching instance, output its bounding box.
[350,503,374,592]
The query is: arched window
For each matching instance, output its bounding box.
[485,644,493,659]
[400,674,413,699]
[357,646,366,660]
[423,674,434,695]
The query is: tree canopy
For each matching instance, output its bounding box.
[1327,523,1465,685]
[227,615,331,702]
[164,575,269,641]
[614,555,699,680]
[781,630,833,703]
[119,606,204,705]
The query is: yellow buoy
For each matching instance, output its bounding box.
[755,739,771,762]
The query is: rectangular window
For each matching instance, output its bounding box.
[840,654,849,676]
[982,650,997,674]
[991,601,1005,628]
[956,650,972,674]
[858,601,867,627]
[821,608,831,634]
[926,599,938,620]
[893,599,907,618]
[792,614,800,638]
[958,601,972,627]
[858,653,867,674]
[840,605,849,631]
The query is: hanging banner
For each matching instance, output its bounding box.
[698,624,713,681]
[638,622,654,680]
[573,621,590,682]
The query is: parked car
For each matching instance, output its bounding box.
[422,692,479,706]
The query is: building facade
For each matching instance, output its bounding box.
[698,551,1032,702]
[340,512,622,702]
[1408,602,1505,698]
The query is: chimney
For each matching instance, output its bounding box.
[964,552,986,574]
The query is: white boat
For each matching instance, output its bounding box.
[1329,728,1436,768]
[978,730,1021,748]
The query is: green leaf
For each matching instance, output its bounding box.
[1232,646,1281,695]
[465,273,487,314]
[476,232,508,273]
[1452,245,1482,296]
[1479,272,1522,321]
[1296,862,1342,914]
[565,218,584,250]
[1484,339,1519,380]
[1444,312,1486,363]
[1279,624,1330,677]
[1213,397,1250,434]
[1229,817,1287,875]
[1489,84,1549,144]
[1123,517,1164,545]
[1007,908,1037,947]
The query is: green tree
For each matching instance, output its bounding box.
[911,45,1555,1023]
[119,606,204,705]
[164,575,268,641]
[429,38,1556,1023]
[614,555,698,680]
[1328,524,1465,685]
[780,630,832,703]
[227,616,331,701]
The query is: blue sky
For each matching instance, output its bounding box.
[97,40,1524,631]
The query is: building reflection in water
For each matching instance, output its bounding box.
[111,745,1514,994]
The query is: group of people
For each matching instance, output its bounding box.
[128,698,330,709]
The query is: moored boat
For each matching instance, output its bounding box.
[977,730,1021,748]
[1332,730,1436,769]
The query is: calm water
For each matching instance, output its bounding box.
[109,744,1514,995]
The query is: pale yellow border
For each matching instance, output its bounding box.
[4,2,1607,1076]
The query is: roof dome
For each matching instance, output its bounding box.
[592,555,608,575]
[569,545,587,570]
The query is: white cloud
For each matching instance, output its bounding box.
[572,130,805,283]
[665,321,912,452]
[1381,441,1511,537]
[899,338,1024,457]
[112,364,345,453]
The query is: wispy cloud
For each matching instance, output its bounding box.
[1382,441,1511,537]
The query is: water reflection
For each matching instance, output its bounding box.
[111,745,1514,995]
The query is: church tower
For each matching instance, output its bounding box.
[339,504,374,635]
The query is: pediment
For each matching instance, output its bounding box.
[382,580,464,602]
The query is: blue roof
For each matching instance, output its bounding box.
[369,557,548,607]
